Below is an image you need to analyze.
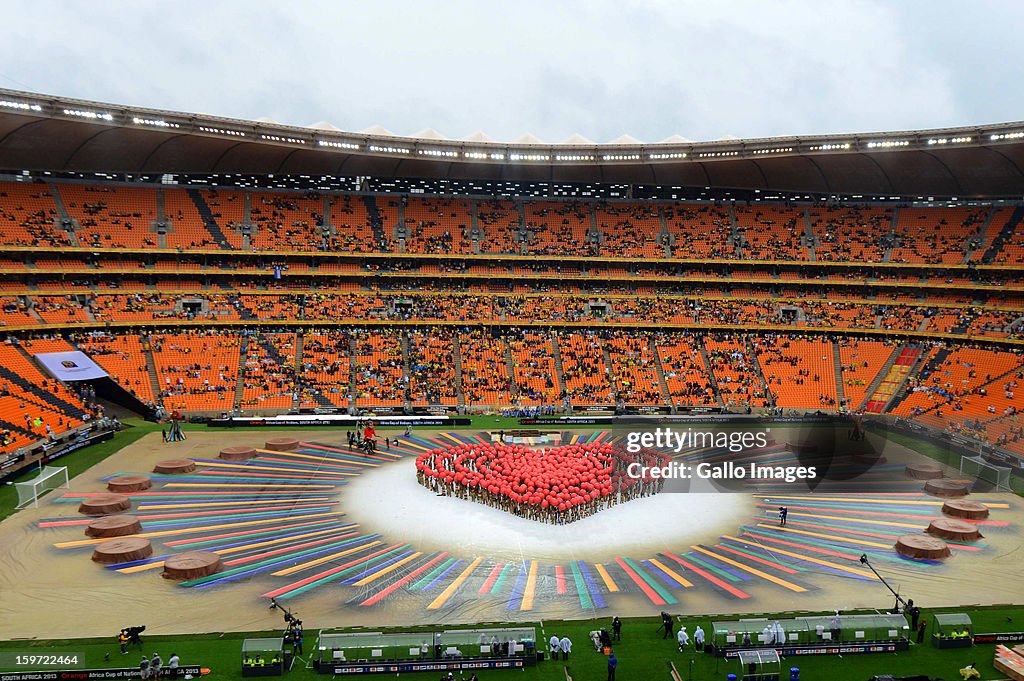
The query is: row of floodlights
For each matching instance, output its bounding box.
[3,97,1018,161]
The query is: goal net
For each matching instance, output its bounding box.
[960,455,1012,492]
[14,465,70,509]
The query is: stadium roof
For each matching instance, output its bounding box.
[1,88,1024,197]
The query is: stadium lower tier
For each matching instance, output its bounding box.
[3,329,1022,461]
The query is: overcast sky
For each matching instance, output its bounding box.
[1,0,1020,143]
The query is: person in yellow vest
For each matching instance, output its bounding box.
[959,663,980,680]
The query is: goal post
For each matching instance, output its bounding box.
[960,455,1012,492]
[14,465,70,509]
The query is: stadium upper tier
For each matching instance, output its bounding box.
[2,181,1024,264]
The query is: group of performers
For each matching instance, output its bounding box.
[415,441,669,524]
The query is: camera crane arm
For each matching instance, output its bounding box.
[859,554,908,610]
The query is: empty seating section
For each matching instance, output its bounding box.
[756,337,838,408]
[151,331,240,411]
[402,197,473,254]
[352,330,404,407]
[734,206,806,260]
[838,340,895,408]
[704,336,770,407]
[250,192,325,251]
[329,194,379,252]
[557,331,611,405]
[477,200,522,254]
[34,296,92,324]
[604,331,663,405]
[890,207,986,264]
[596,203,662,257]
[0,344,88,453]
[459,331,514,406]
[654,335,716,406]
[407,329,458,406]
[241,334,296,410]
[664,203,734,258]
[21,337,75,355]
[895,348,1023,419]
[76,333,156,404]
[376,198,401,251]
[202,189,246,249]
[300,332,351,408]
[163,188,218,249]
[508,331,561,405]
[61,184,158,248]
[994,210,1024,264]
[1,297,39,325]
[966,311,1018,337]
[525,201,593,257]
[972,207,1012,259]
[811,206,891,262]
[0,182,66,246]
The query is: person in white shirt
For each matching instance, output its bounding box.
[167,654,180,680]
[693,625,705,651]
[549,635,560,659]
[559,636,572,660]
[677,626,690,651]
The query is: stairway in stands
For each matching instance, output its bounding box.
[233,337,249,410]
[292,333,305,411]
[550,331,569,405]
[648,336,674,410]
[186,188,235,249]
[452,335,466,410]
[399,332,412,406]
[347,337,358,412]
[868,346,931,413]
[745,338,776,408]
[980,205,1024,263]
[362,195,388,249]
[696,337,725,406]
[832,342,846,407]
[144,341,164,409]
[503,338,521,399]
[47,182,79,245]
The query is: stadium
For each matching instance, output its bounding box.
[0,75,1022,681]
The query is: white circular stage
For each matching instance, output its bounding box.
[343,457,755,561]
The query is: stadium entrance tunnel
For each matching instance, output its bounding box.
[89,376,157,420]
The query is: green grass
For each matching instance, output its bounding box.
[879,428,1024,495]
[0,606,1021,680]
[0,426,152,521]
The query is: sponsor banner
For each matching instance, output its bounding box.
[0,666,202,681]
[320,658,525,675]
[519,417,611,426]
[720,641,906,658]
[43,431,114,465]
[208,417,469,428]
[0,453,25,471]
[34,352,110,382]
[973,632,1024,644]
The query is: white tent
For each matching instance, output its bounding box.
[560,133,595,145]
[411,127,449,140]
[607,134,643,145]
[361,124,397,137]
[307,121,343,131]
[514,133,545,145]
